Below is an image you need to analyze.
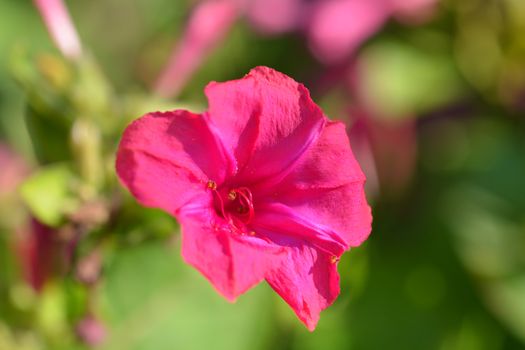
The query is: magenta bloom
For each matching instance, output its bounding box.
[116,67,371,330]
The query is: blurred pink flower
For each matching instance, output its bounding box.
[0,146,53,293]
[344,59,418,198]
[16,218,55,292]
[0,144,29,200]
[117,67,371,330]
[76,315,106,346]
[347,116,380,198]
[307,0,438,63]
[349,111,417,198]
[366,117,417,196]
[154,0,238,98]
[307,0,389,63]
[33,0,83,60]
[243,0,305,34]
[157,0,437,97]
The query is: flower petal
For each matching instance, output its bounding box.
[116,110,233,215]
[244,0,303,34]
[180,213,287,301]
[308,0,388,63]
[275,186,372,247]
[252,203,348,257]
[261,121,365,189]
[262,236,340,331]
[204,66,325,183]
[257,121,372,247]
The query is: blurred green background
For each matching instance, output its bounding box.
[1,0,525,349]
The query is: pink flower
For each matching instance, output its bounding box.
[156,0,438,98]
[16,218,56,292]
[348,110,417,198]
[243,0,305,34]
[0,144,29,200]
[154,0,238,98]
[33,0,83,60]
[307,0,389,63]
[116,67,371,330]
[76,315,106,346]
[307,0,438,63]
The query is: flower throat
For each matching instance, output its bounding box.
[207,180,255,225]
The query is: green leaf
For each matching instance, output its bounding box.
[19,164,78,226]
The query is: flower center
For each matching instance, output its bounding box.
[207,181,255,225]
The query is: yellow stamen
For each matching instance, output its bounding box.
[207,180,217,190]
[228,191,237,201]
[330,256,338,264]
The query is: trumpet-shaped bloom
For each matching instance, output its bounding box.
[116,67,372,330]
